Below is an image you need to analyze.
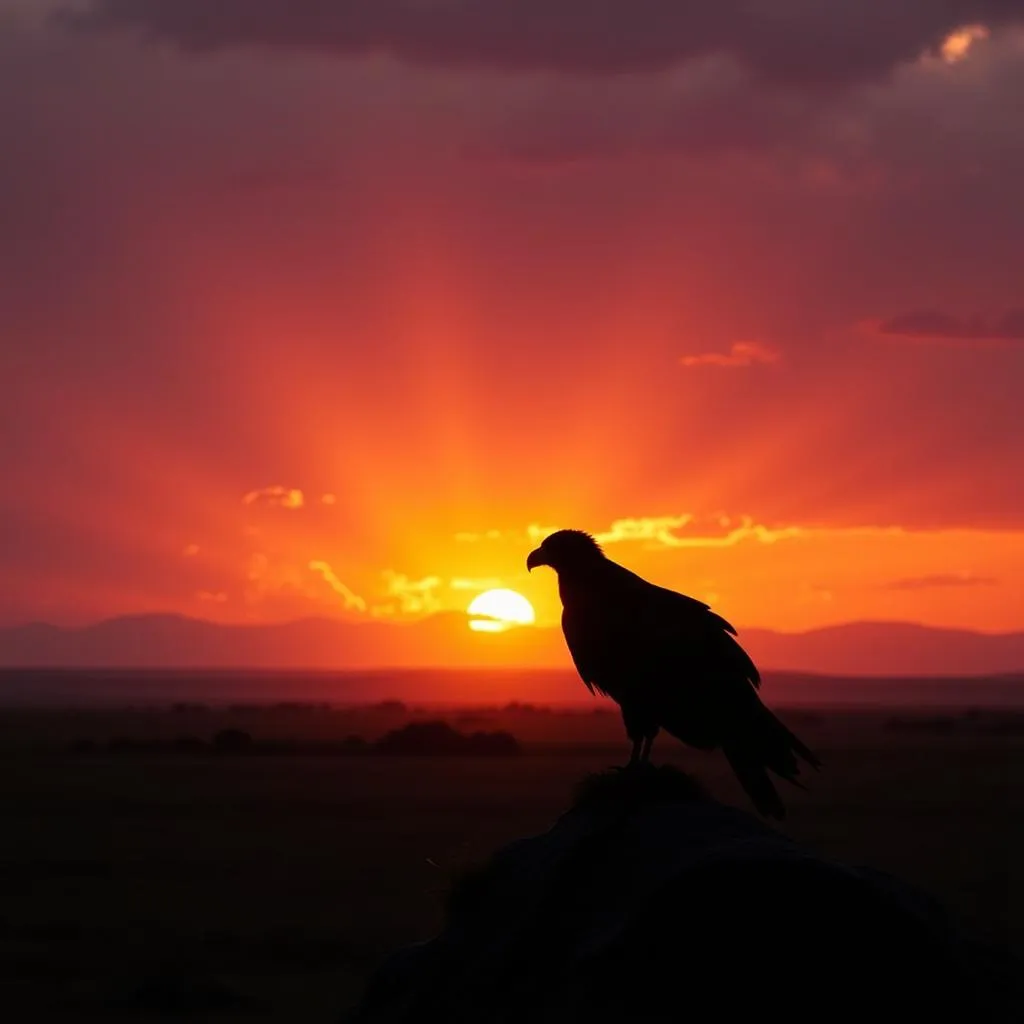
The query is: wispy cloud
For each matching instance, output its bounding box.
[883,572,998,591]
[680,341,780,368]
[382,571,442,615]
[242,486,305,509]
[476,514,806,551]
[600,515,803,548]
[243,551,312,609]
[455,529,503,543]
[595,515,694,545]
[871,309,1024,344]
[308,560,367,611]
[450,577,505,591]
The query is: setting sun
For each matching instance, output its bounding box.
[467,589,536,632]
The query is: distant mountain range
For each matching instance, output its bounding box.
[0,613,1023,677]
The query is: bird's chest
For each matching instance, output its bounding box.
[560,586,641,675]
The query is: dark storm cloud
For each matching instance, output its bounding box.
[64,0,1024,86]
[876,309,1024,342]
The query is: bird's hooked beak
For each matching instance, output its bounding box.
[526,547,547,572]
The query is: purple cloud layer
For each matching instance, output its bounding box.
[877,309,1024,342]
[67,0,1024,85]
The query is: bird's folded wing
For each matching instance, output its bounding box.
[633,581,762,689]
[561,606,602,694]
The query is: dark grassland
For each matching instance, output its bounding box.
[0,703,1020,1021]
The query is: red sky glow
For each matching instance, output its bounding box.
[3,2,1024,667]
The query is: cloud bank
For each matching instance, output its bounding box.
[875,309,1024,343]
[66,1,1024,87]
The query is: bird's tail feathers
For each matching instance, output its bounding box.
[759,708,821,777]
[725,709,820,817]
[782,720,822,772]
[723,748,786,820]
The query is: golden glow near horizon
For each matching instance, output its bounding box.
[467,589,537,632]
[158,496,1024,637]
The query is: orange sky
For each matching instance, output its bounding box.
[2,5,1024,654]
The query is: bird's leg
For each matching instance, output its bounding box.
[611,735,643,772]
[625,735,643,770]
[640,734,655,764]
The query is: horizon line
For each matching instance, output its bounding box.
[0,664,1022,681]
[3,611,1023,639]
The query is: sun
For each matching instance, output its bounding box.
[467,589,536,632]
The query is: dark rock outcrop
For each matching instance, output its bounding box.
[346,766,1017,1024]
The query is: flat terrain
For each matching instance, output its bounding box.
[0,704,1020,1021]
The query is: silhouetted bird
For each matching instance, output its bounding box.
[527,529,819,818]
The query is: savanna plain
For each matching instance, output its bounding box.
[0,681,1021,1022]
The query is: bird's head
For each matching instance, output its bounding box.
[527,530,605,575]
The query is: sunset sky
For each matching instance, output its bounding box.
[3,2,1024,648]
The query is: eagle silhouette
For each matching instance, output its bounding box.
[527,529,819,818]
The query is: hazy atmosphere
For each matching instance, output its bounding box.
[3,2,1024,670]
[3,6,1024,1023]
